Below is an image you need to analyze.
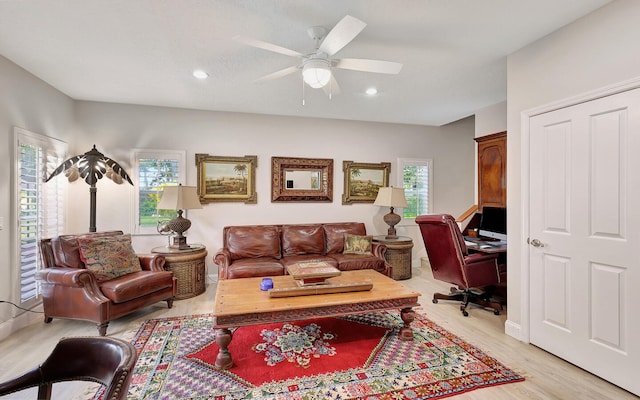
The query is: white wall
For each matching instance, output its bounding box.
[0,55,76,332]
[506,0,640,336]
[474,101,506,138]
[72,102,476,280]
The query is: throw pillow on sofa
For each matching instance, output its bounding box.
[343,234,373,255]
[77,234,142,281]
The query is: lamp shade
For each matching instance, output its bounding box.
[302,59,331,88]
[373,187,408,208]
[157,185,202,210]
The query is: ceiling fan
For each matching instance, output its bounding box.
[235,15,403,96]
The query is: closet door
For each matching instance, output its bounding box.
[529,88,640,396]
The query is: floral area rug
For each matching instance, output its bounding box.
[93,311,524,399]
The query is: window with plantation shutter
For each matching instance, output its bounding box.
[398,158,433,223]
[15,128,67,306]
[132,149,186,234]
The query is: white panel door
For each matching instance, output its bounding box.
[529,88,640,395]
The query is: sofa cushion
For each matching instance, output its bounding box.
[99,270,174,303]
[323,223,366,254]
[281,224,325,257]
[227,258,285,279]
[329,253,387,274]
[343,234,373,255]
[77,234,142,281]
[226,225,281,261]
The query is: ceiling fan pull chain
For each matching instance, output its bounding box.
[302,76,306,106]
[329,77,333,100]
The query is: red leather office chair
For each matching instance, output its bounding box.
[0,336,136,400]
[415,214,503,316]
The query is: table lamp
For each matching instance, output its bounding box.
[373,187,408,239]
[157,184,202,249]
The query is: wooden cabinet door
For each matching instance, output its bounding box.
[475,131,506,209]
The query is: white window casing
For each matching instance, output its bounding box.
[131,149,186,235]
[14,127,67,307]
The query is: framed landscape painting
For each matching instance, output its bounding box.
[342,161,390,204]
[195,154,257,203]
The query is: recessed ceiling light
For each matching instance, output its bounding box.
[192,70,209,80]
[365,87,378,96]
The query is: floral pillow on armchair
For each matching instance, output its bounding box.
[77,234,142,281]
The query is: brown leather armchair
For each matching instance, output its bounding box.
[415,214,503,316]
[37,231,177,336]
[0,336,136,400]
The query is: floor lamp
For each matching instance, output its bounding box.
[46,145,133,232]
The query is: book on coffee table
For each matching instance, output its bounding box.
[286,261,341,286]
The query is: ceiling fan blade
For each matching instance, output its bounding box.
[254,65,299,83]
[234,35,302,58]
[318,15,366,56]
[334,58,403,74]
[323,75,341,97]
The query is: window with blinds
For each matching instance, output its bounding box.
[132,149,185,234]
[398,158,433,222]
[15,128,67,305]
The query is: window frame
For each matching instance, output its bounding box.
[13,127,67,308]
[397,157,433,225]
[131,149,186,235]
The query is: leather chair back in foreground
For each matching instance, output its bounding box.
[0,336,136,400]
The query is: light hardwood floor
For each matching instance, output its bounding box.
[0,265,637,400]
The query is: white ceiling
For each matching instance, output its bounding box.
[0,0,611,126]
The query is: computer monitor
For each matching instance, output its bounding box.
[478,206,507,241]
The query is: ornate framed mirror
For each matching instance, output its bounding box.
[271,156,333,202]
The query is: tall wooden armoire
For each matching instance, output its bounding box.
[475,131,506,210]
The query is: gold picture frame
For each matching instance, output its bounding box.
[195,154,257,204]
[342,161,390,204]
[272,156,333,202]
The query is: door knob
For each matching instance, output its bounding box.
[528,238,544,247]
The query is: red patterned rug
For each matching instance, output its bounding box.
[93,311,524,399]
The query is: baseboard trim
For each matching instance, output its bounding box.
[0,305,43,341]
[505,319,525,342]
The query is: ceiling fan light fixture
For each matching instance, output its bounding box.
[302,59,331,88]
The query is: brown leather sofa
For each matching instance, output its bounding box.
[215,222,392,279]
[37,231,177,336]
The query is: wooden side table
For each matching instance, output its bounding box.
[372,236,414,280]
[151,244,208,300]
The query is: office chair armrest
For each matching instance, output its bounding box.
[463,253,501,286]
[464,252,498,264]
